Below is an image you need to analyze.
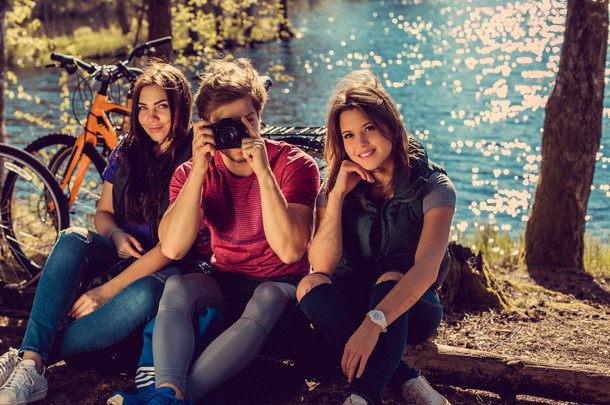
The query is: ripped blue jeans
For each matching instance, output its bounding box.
[299,277,443,405]
[19,229,182,365]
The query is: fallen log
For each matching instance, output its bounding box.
[403,341,610,404]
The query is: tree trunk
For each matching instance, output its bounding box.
[116,1,130,35]
[439,243,512,312]
[41,1,52,37]
[133,1,147,48]
[146,0,173,61]
[0,0,6,145]
[243,2,255,40]
[403,341,610,404]
[277,0,294,40]
[524,0,608,271]
[201,0,224,50]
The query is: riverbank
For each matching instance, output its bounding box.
[1,260,608,405]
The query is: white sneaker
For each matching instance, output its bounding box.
[0,359,47,404]
[0,349,21,387]
[343,393,368,405]
[401,376,450,405]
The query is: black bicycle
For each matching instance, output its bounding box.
[0,143,70,289]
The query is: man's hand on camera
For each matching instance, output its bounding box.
[241,117,271,177]
[193,120,216,173]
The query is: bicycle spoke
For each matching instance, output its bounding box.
[1,144,69,288]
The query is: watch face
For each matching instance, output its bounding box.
[373,312,383,320]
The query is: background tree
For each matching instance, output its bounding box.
[146,0,173,61]
[115,1,130,35]
[525,0,608,272]
[277,0,294,40]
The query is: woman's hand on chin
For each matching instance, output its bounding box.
[332,160,374,197]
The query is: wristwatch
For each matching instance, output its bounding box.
[366,310,387,332]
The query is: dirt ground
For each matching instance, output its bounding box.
[1,263,609,405]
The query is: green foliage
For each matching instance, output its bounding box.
[452,223,524,268]
[452,223,610,277]
[6,0,294,76]
[51,26,136,61]
[6,0,50,67]
[584,232,610,277]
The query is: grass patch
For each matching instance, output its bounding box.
[452,223,610,278]
[49,25,138,62]
[584,233,610,278]
[451,223,523,268]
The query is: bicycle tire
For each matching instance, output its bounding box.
[0,143,70,289]
[26,133,107,230]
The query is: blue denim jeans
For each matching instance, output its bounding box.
[19,229,182,365]
[299,276,442,405]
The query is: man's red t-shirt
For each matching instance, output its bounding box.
[169,139,320,278]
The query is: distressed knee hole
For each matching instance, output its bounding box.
[63,227,91,242]
[296,273,332,302]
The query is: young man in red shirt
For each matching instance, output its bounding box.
[108,58,319,405]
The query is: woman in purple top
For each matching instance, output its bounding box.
[0,61,195,405]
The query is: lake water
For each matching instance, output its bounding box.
[5,0,610,239]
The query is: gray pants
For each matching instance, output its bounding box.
[152,273,297,401]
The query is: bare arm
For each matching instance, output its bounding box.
[72,181,172,318]
[95,181,144,258]
[94,181,120,236]
[69,244,172,319]
[257,169,314,263]
[309,160,374,273]
[375,206,455,324]
[158,168,206,259]
[242,118,317,264]
[308,195,344,275]
[159,122,214,259]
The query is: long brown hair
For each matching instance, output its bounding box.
[324,69,410,201]
[119,61,192,223]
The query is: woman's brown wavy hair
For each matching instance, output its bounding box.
[120,60,192,223]
[323,69,410,200]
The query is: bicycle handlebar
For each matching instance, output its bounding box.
[50,53,96,74]
[128,36,172,63]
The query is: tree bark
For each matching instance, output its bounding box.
[201,0,224,50]
[404,341,610,404]
[439,243,512,312]
[116,1,131,35]
[277,0,294,40]
[524,0,608,271]
[133,1,147,48]
[0,0,6,145]
[146,0,173,61]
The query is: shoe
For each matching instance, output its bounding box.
[401,376,450,405]
[0,349,21,387]
[107,390,152,405]
[343,393,368,405]
[0,359,47,405]
[146,387,191,405]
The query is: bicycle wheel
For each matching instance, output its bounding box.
[26,133,107,229]
[0,143,70,288]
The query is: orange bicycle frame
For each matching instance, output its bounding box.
[58,93,131,206]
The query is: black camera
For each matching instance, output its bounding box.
[204,118,249,150]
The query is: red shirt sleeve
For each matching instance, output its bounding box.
[169,159,193,205]
[275,145,320,210]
